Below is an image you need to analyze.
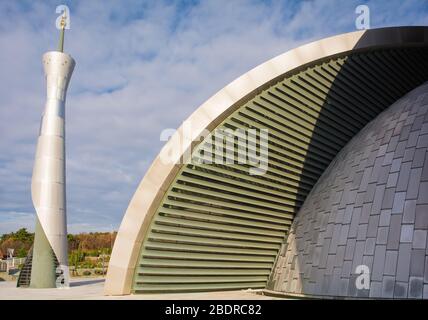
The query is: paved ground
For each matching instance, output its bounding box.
[0,278,281,300]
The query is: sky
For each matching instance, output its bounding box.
[0,0,427,234]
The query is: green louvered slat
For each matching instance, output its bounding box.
[175,175,294,208]
[414,49,428,75]
[365,53,408,93]
[132,47,428,293]
[150,225,284,243]
[355,55,402,94]
[188,163,310,196]
[251,98,349,147]
[384,52,420,86]
[141,249,276,262]
[155,215,285,237]
[299,73,370,127]
[171,183,297,210]
[276,82,361,135]
[395,49,427,83]
[229,117,332,163]
[167,192,295,219]
[144,241,278,256]
[295,73,369,129]
[138,275,269,284]
[315,66,380,117]
[307,69,376,122]
[159,207,289,231]
[193,155,315,190]
[163,198,291,225]
[328,59,389,108]
[133,282,267,293]
[267,87,356,138]
[138,267,272,276]
[147,233,283,250]
[341,57,397,102]
[245,104,345,152]
[235,111,339,158]
[200,128,326,176]
[181,167,301,201]
[139,258,273,269]
[196,139,321,181]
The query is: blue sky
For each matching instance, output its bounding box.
[1,0,427,234]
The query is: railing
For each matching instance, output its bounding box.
[0,258,26,272]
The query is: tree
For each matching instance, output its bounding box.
[13,228,33,243]
[0,229,33,258]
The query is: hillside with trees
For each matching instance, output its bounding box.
[0,228,34,258]
[0,228,117,260]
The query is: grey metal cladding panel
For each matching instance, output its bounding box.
[394,281,408,298]
[369,281,382,298]
[403,148,416,163]
[417,182,428,204]
[412,148,427,168]
[407,168,423,199]
[344,238,356,261]
[390,158,402,172]
[395,243,412,283]
[360,203,372,224]
[357,224,368,241]
[387,215,402,250]
[367,215,380,238]
[400,224,414,243]
[408,277,424,298]
[396,162,412,192]
[409,249,425,276]
[425,256,428,283]
[392,192,406,214]
[376,227,389,245]
[413,230,427,249]
[386,172,399,188]
[379,209,391,226]
[273,79,428,299]
[382,276,396,298]
[382,187,395,210]
[415,204,428,229]
[403,200,417,223]
[384,250,398,276]
[372,245,387,281]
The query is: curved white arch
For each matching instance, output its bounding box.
[105,26,428,295]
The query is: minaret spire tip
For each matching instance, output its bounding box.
[58,13,66,53]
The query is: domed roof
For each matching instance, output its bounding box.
[272,82,428,298]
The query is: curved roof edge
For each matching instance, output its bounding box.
[105,26,428,295]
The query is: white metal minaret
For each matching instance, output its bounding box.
[27,13,75,288]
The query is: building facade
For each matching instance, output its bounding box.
[105,26,428,299]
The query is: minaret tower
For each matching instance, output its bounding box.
[29,13,75,288]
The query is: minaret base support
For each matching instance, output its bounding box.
[29,218,57,288]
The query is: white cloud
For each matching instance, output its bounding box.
[1,0,427,234]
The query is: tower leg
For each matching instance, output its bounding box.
[30,218,57,288]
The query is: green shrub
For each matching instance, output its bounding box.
[79,261,96,269]
[82,270,92,276]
